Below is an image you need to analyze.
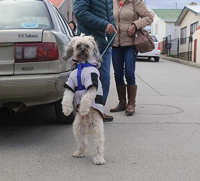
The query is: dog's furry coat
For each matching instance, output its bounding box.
[62,35,105,165]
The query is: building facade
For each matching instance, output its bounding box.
[47,0,74,22]
[151,9,182,42]
[176,5,200,61]
[192,26,200,63]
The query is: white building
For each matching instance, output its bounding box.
[175,5,200,59]
[192,26,200,63]
[151,9,182,42]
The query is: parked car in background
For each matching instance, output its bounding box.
[137,34,161,62]
[0,0,74,123]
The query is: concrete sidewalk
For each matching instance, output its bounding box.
[160,54,200,68]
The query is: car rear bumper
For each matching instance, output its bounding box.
[137,50,161,57]
[0,72,71,107]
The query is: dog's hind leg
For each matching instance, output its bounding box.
[93,117,105,165]
[79,87,97,116]
[72,114,88,158]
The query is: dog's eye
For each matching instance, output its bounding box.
[77,45,81,49]
[85,44,89,48]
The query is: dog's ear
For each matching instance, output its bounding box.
[91,38,102,63]
[63,39,75,61]
[94,48,102,63]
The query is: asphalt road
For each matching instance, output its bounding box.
[1,58,200,181]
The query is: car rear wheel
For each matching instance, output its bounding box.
[54,99,75,124]
[0,107,10,116]
[154,57,160,62]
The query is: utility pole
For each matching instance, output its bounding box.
[144,0,146,5]
[175,3,177,9]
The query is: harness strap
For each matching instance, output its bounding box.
[76,63,95,91]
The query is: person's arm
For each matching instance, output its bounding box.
[74,0,111,32]
[133,0,153,30]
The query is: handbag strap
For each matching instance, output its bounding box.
[132,0,136,21]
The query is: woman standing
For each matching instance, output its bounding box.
[111,0,153,115]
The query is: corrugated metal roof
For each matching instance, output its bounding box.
[152,9,182,22]
[47,0,64,8]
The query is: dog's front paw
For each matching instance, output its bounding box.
[93,156,105,165]
[62,98,73,116]
[72,150,85,158]
[62,103,73,116]
[79,104,90,116]
[62,89,74,116]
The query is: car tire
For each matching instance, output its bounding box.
[154,57,160,62]
[54,99,75,124]
[0,107,9,116]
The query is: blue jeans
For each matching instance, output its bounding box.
[112,46,137,85]
[99,47,112,106]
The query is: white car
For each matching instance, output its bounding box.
[137,34,161,62]
[0,0,74,123]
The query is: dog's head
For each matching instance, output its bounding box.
[63,34,102,63]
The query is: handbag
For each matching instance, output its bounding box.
[132,0,155,53]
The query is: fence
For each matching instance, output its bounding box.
[179,36,193,61]
[170,38,179,58]
[162,36,193,61]
[163,35,171,55]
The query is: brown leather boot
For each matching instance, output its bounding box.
[126,85,137,116]
[110,85,126,112]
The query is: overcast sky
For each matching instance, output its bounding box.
[145,0,197,9]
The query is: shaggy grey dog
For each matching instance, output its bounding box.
[62,34,105,165]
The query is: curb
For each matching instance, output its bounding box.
[160,55,200,69]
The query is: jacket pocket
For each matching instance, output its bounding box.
[120,24,130,33]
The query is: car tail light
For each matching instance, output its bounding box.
[158,42,161,50]
[15,43,59,63]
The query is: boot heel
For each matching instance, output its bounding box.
[110,103,126,112]
[110,85,126,113]
[126,85,137,116]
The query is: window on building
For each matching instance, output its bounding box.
[155,24,158,35]
[190,22,198,36]
[180,26,187,44]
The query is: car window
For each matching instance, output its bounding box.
[52,5,74,37]
[51,6,66,34]
[59,13,74,37]
[0,1,52,30]
[150,35,158,42]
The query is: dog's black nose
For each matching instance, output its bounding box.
[81,50,85,54]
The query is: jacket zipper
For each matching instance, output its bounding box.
[117,0,127,45]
